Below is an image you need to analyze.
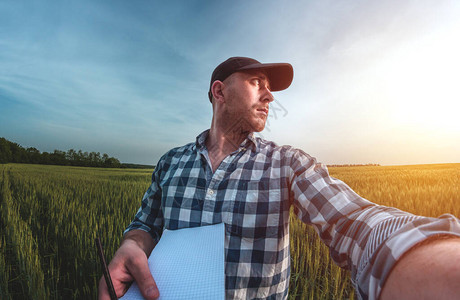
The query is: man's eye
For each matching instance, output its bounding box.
[253,79,260,85]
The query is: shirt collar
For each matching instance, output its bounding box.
[245,132,258,151]
[195,129,209,152]
[194,129,258,152]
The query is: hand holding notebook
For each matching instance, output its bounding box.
[120,223,225,300]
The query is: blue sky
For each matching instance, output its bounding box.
[1,0,459,165]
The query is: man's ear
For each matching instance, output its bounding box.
[211,80,225,103]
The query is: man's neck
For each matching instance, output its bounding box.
[206,126,248,155]
[205,124,250,172]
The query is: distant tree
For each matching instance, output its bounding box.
[0,138,12,163]
[66,149,77,162]
[27,147,41,164]
[82,151,90,167]
[41,152,51,164]
[10,142,28,163]
[88,152,102,167]
[74,150,83,166]
[102,153,109,164]
[50,150,67,165]
[103,155,121,168]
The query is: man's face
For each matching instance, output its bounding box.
[221,71,274,133]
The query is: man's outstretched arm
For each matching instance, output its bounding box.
[380,236,460,300]
[288,149,460,299]
[98,229,159,300]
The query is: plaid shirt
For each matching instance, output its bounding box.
[125,129,460,300]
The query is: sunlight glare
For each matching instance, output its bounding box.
[379,24,460,133]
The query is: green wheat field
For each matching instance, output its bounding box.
[1,163,459,299]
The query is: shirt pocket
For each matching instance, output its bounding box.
[226,181,281,241]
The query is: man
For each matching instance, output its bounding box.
[99,57,460,300]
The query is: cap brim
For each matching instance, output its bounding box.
[238,63,293,91]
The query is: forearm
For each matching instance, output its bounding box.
[380,236,460,300]
[122,229,157,257]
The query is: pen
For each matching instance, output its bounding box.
[96,237,118,300]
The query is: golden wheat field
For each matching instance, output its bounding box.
[0,163,459,299]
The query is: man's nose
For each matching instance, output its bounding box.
[261,86,274,103]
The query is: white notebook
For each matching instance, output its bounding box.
[121,223,225,300]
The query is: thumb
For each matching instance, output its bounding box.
[127,256,159,300]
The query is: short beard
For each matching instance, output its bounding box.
[221,115,265,148]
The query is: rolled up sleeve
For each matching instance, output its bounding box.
[124,164,164,244]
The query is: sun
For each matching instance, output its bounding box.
[379,24,460,134]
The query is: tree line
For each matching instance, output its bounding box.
[0,137,122,168]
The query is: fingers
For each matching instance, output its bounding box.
[97,235,159,300]
[127,254,160,300]
[98,269,133,300]
[98,276,111,300]
[99,274,128,300]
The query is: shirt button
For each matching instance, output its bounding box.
[208,189,214,195]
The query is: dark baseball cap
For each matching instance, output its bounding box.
[208,57,293,102]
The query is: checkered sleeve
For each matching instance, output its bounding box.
[124,158,165,243]
[289,149,460,300]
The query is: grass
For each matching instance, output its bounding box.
[0,163,459,299]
